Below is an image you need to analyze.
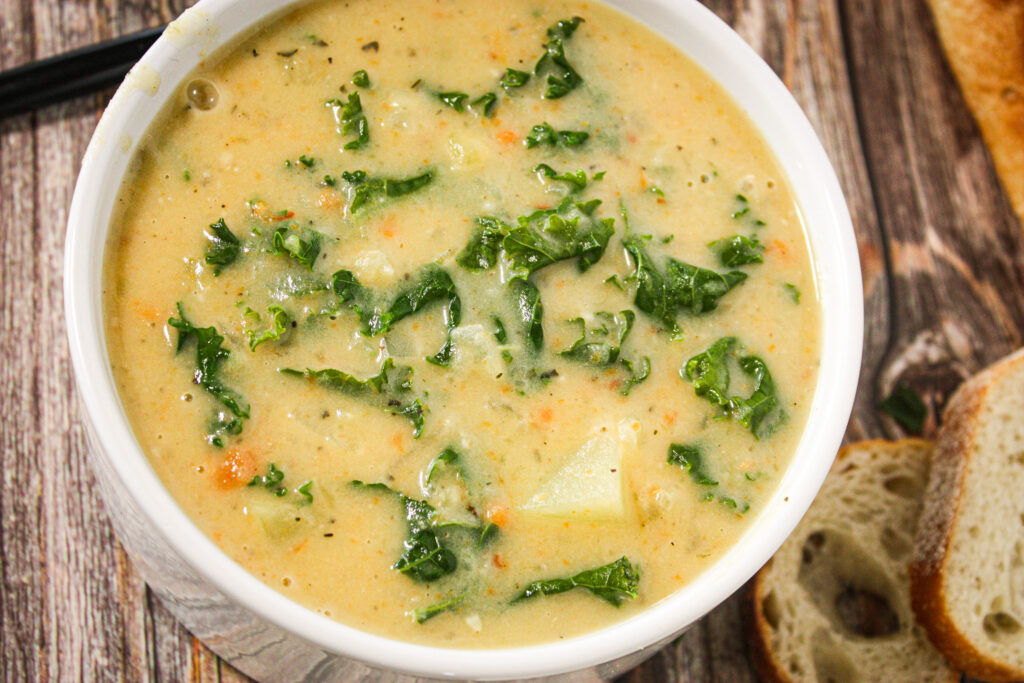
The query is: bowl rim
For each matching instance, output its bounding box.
[64,0,863,678]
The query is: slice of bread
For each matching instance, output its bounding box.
[749,439,958,683]
[911,347,1024,681]
[926,0,1024,225]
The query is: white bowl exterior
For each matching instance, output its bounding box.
[64,0,862,680]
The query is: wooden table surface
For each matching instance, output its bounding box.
[2,0,1021,680]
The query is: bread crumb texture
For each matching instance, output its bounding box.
[751,439,957,682]
[912,347,1024,681]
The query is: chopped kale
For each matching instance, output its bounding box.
[525,122,589,148]
[784,282,801,304]
[351,481,458,582]
[343,168,435,213]
[456,216,508,272]
[504,202,614,280]
[325,93,369,150]
[351,69,371,88]
[668,443,750,512]
[248,462,287,496]
[168,303,250,443]
[411,594,466,623]
[513,556,639,606]
[247,305,290,351]
[511,279,544,353]
[281,358,426,437]
[560,310,634,366]
[471,92,498,117]
[620,356,651,395]
[203,218,241,275]
[879,385,926,434]
[623,234,747,336]
[272,226,322,270]
[710,234,764,268]
[535,17,585,99]
[533,163,588,191]
[437,91,470,111]
[682,337,785,439]
[331,264,461,366]
[500,68,531,91]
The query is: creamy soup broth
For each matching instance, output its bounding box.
[104,0,821,648]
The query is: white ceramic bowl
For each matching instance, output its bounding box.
[65,0,862,680]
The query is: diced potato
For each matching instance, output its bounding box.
[353,249,395,287]
[520,433,625,520]
[451,324,505,375]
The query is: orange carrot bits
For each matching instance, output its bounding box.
[215,449,258,489]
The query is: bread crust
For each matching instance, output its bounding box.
[926,0,1024,225]
[910,347,1024,682]
[748,439,942,683]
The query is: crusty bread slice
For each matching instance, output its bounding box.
[926,0,1024,225]
[749,439,958,683]
[911,347,1024,681]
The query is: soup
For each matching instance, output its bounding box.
[103,0,821,649]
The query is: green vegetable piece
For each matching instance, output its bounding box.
[784,282,801,304]
[351,481,458,582]
[471,92,498,117]
[667,443,718,486]
[511,279,544,353]
[168,303,250,428]
[710,234,764,267]
[525,122,589,148]
[514,556,639,606]
[561,310,634,366]
[437,91,469,111]
[620,356,651,396]
[535,17,585,99]
[282,358,426,437]
[207,413,242,448]
[249,463,287,496]
[297,154,315,168]
[879,385,926,434]
[203,218,241,275]
[296,480,314,504]
[624,234,747,334]
[534,163,588,191]
[500,68,531,91]
[330,264,460,366]
[247,305,289,351]
[491,316,508,344]
[456,216,508,271]
[411,594,466,623]
[326,93,369,150]
[345,169,435,213]
[504,208,614,280]
[322,175,337,187]
[682,337,784,439]
[351,69,371,88]
[272,226,322,270]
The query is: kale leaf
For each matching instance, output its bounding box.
[343,168,435,213]
[411,594,466,623]
[504,203,614,280]
[247,305,290,351]
[351,69,371,88]
[350,481,458,582]
[624,234,747,335]
[331,264,461,366]
[525,122,589,148]
[710,234,763,268]
[456,216,508,272]
[326,93,369,150]
[500,68,531,91]
[668,443,749,512]
[168,303,250,439]
[560,310,634,366]
[535,17,585,99]
[272,226,322,269]
[511,279,544,353]
[281,358,426,437]
[682,337,784,439]
[203,218,241,275]
[513,556,639,606]
[879,384,926,434]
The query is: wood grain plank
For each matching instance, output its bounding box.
[839,0,1024,441]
